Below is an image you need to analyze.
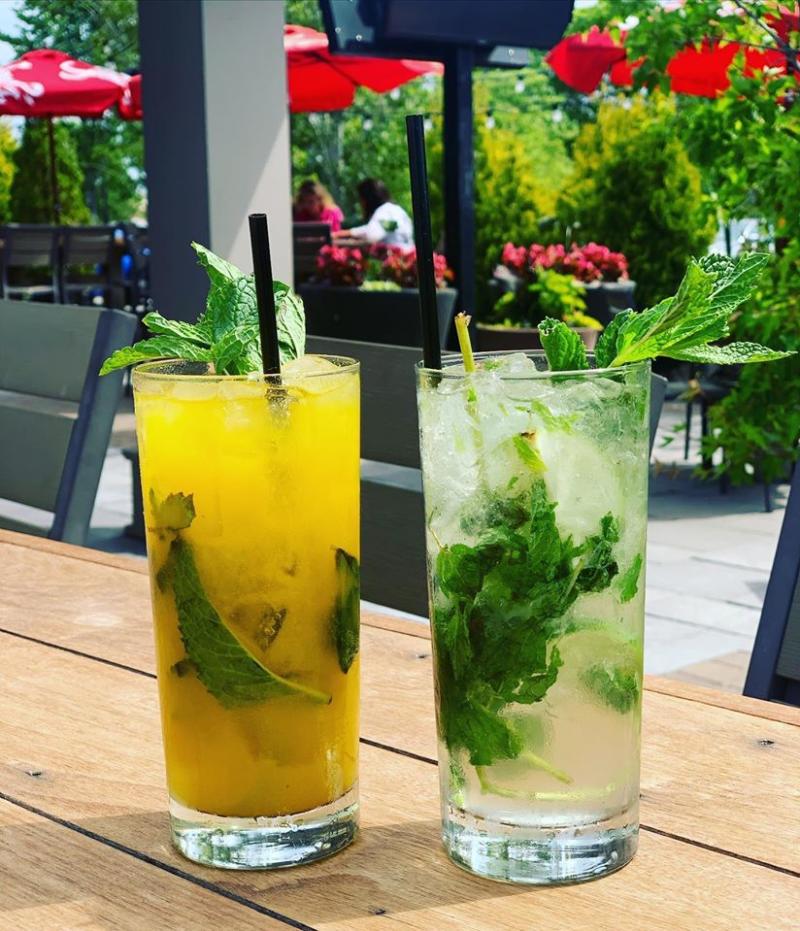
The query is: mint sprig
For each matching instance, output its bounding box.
[540,253,792,372]
[159,536,331,707]
[433,480,622,769]
[100,242,305,375]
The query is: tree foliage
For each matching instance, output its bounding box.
[10,119,90,224]
[557,95,716,307]
[0,0,143,222]
[0,122,17,222]
[575,0,800,485]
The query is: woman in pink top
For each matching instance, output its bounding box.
[292,180,344,232]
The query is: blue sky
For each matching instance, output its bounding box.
[0,1,19,62]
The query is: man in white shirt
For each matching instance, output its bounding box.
[334,178,414,247]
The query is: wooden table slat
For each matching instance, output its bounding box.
[1,635,798,930]
[0,798,289,930]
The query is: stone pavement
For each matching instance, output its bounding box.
[52,396,790,694]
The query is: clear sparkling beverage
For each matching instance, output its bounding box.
[133,355,360,869]
[416,351,650,884]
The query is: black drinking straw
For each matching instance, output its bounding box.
[406,114,442,370]
[248,213,282,376]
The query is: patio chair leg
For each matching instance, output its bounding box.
[700,400,712,472]
[684,402,692,459]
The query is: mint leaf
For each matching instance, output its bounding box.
[160,536,331,707]
[668,341,792,365]
[274,282,306,365]
[539,317,589,372]
[512,433,546,473]
[140,311,211,345]
[581,661,640,714]
[148,490,195,532]
[209,323,263,376]
[99,335,213,375]
[574,514,620,594]
[619,553,643,604]
[432,480,623,769]
[515,399,577,433]
[330,548,360,673]
[601,253,790,369]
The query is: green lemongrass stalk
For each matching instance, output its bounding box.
[455,312,476,373]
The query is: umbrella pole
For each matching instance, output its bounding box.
[46,116,61,225]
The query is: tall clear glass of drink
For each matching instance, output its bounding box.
[416,351,649,884]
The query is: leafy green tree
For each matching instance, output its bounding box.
[557,95,716,307]
[0,121,17,222]
[10,119,90,224]
[0,0,143,222]
[570,0,800,485]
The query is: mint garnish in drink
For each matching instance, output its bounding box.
[153,491,331,708]
[100,243,305,375]
[539,253,792,372]
[330,548,360,673]
[581,661,640,714]
[433,479,622,769]
[159,537,331,707]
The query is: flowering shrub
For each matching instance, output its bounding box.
[315,245,366,287]
[502,241,629,284]
[315,244,451,289]
[487,240,628,328]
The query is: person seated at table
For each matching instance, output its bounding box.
[292,179,344,232]
[333,178,414,247]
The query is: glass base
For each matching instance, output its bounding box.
[442,805,638,885]
[169,785,359,870]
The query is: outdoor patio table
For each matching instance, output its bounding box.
[1,527,798,928]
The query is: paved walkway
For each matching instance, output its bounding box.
[76,397,788,694]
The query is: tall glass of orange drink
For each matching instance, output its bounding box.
[132,355,360,869]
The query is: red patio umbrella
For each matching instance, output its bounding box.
[284,24,442,113]
[0,48,130,222]
[118,73,142,121]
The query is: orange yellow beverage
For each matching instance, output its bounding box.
[133,355,360,869]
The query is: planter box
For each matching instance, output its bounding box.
[583,280,637,324]
[299,284,457,348]
[475,322,600,353]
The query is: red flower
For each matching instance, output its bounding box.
[316,243,452,288]
[316,244,366,286]
[501,240,628,283]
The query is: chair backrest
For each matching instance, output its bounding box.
[744,466,800,705]
[0,299,138,544]
[293,222,331,282]
[0,225,61,297]
[1,225,60,267]
[307,336,668,617]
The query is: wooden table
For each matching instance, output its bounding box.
[1,529,798,929]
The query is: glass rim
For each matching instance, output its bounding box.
[416,350,650,380]
[131,354,360,383]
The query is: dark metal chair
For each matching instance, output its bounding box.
[0,299,137,545]
[0,224,61,302]
[744,465,800,706]
[61,225,117,306]
[293,221,331,283]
